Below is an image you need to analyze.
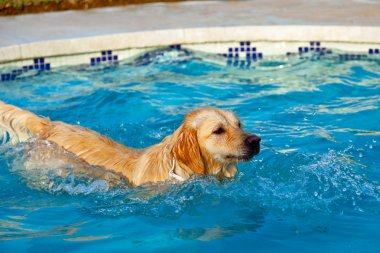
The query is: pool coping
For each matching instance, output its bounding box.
[1,25,380,64]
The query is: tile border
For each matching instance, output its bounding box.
[1,26,380,64]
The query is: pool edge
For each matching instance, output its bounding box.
[1,25,380,64]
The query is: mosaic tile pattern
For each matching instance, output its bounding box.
[336,53,368,61]
[1,58,50,82]
[223,42,264,61]
[284,41,375,62]
[90,51,119,66]
[169,44,182,50]
[1,43,380,81]
[368,48,380,54]
[286,42,333,59]
[221,42,264,68]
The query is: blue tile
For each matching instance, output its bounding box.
[369,49,373,54]
[228,48,233,52]
[310,42,314,46]
[107,50,112,55]
[298,47,303,53]
[235,48,239,52]
[5,73,11,81]
[246,42,250,46]
[102,51,106,56]
[246,53,251,58]
[28,65,33,70]
[316,48,320,52]
[228,53,233,58]
[258,53,263,59]
[108,56,113,61]
[246,48,251,52]
[113,55,118,61]
[316,42,321,46]
[235,53,239,58]
[22,66,28,71]
[252,47,256,52]
[97,57,101,62]
[310,47,314,51]
[1,74,5,81]
[39,58,44,63]
[102,57,107,61]
[286,52,291,56]
[240,48,245,52]
[11,69,21,75]
[40,65,45,70]
[34,59,39,64]
[222,54,227,57]
[171,45,180,50]
[34,65,39,69]
[240,42,245,46]
[375,49,379,54]
[304,47,309,52]
[91,58,95,65]
[46,63,51,70]
[252,53,257,59]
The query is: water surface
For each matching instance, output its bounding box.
[0,49,379,252]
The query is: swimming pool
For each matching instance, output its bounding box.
[0,48,379,252]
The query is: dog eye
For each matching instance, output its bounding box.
[213,127,225,135]
[237,122,242,128]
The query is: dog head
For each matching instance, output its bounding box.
[172,108,260,177]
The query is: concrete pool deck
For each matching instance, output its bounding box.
[0,0,380,64]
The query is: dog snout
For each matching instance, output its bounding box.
[245,135,261,146]
[244,134,261,156]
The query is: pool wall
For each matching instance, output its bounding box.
[1,26,380,82]
[2,0,380,82]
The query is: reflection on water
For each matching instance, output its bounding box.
[0,218,81,241]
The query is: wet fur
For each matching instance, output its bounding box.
[0,101,252,186]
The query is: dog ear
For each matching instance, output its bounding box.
[172,126,205,175]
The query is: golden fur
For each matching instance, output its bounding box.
[0,101,260,186]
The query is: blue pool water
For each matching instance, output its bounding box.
[0,49,379,252]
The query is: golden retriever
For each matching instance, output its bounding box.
[0,101,261,186]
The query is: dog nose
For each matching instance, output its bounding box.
[245,135,261,146]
